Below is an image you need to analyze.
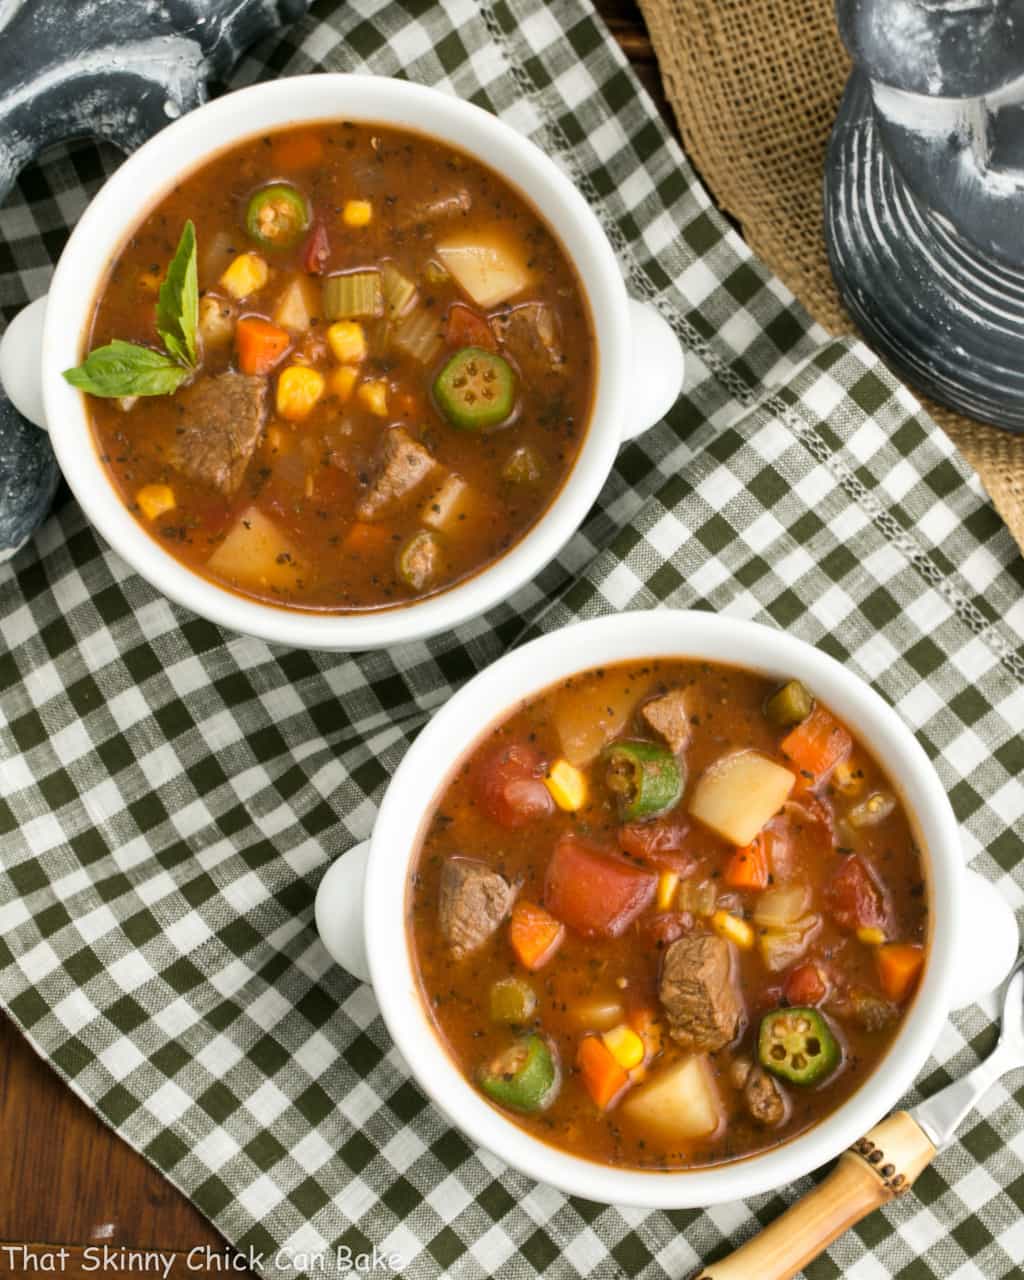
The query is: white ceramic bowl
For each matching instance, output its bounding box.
[315,610,1017,1208]
[0,75,684,650]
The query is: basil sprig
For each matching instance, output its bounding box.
[155,219,198,368]
[63,340,191,398]
[63,220,199,398]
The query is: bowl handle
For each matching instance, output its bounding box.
[0,295,48,430]
[314,840,372,985]
[621,298,685,442]
[951,867,1018,1009]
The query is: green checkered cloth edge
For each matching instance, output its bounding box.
[2,1,1023,1276]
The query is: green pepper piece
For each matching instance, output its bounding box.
[434,346,517,431]
[489,977,537,1025]
[758,1006,841,1085]
[245,183,310,248]
[765,679,814,728]
[603,740,684,822]
[478,1034,559,1112]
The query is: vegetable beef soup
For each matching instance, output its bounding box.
[71,123,594,611]
[409,660,928,1170]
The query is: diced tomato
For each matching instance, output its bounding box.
[784,962,828,1006]
[617,820,694,874]
[544,834,657,938]
[643,911,693,948]
[302,221,330,275]
[826,854,888,933]
[445,302,496,350]
[476,743,554,829]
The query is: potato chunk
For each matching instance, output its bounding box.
[620,1055,722,1141]
[420,474,476,533]
[273,276,320,334]
[554,679,637,767]
[689,750,796,847]
[207,507,305,593]
[436,229,531,308]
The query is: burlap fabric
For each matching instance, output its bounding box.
[636,0,1024,549]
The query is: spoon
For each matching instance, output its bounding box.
[697,954,1024,1279]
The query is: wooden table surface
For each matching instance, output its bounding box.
[0,4,674,1274]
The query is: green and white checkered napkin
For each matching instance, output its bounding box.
[2,1,1024,1275]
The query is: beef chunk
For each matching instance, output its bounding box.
[641,688,691,755]
[659,933,743,1052]
[439,858,516,959]
[398,189,472,229]
[171,373,267,496]
[744,1065,786,1127]
[490,302,564,380]
[356,427,438,521]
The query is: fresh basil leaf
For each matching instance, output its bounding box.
[63,340,190,397]
[155,219,198,368]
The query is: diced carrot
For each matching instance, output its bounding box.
[781,706,852,787]
[272,131,324,170]
[235,316,290,375]
[340,521,393,554]
[577,1035,629,1110]
[876,943,924,1002]
[723,836,769,890]
[508,900,565,971]
[445,302,496,350]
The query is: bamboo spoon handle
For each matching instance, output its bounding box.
[695,1112,937,1280]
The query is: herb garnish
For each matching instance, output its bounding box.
[63,220,199,398]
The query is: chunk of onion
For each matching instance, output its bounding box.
[753,884,812,929]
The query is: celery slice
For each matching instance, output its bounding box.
[393,309,443,363]
[322,270,383,320]
[381,262,418,318]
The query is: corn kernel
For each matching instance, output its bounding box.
[832,759,865,796]
[857,926,887,946]
[342,199,373,228]
[711,909,755,950]
[544,760,588,811]
[357,378,389,417]
[656,870,679,912]
[601,1025,645,1071]
[136,484,176,521]
[327,320,367,364]
[276,365,324,421]
[220,252,269,300]
[329,366,359,403]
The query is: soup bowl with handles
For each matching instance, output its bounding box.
[0,74,683,651]
[314,609,1018,1208]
